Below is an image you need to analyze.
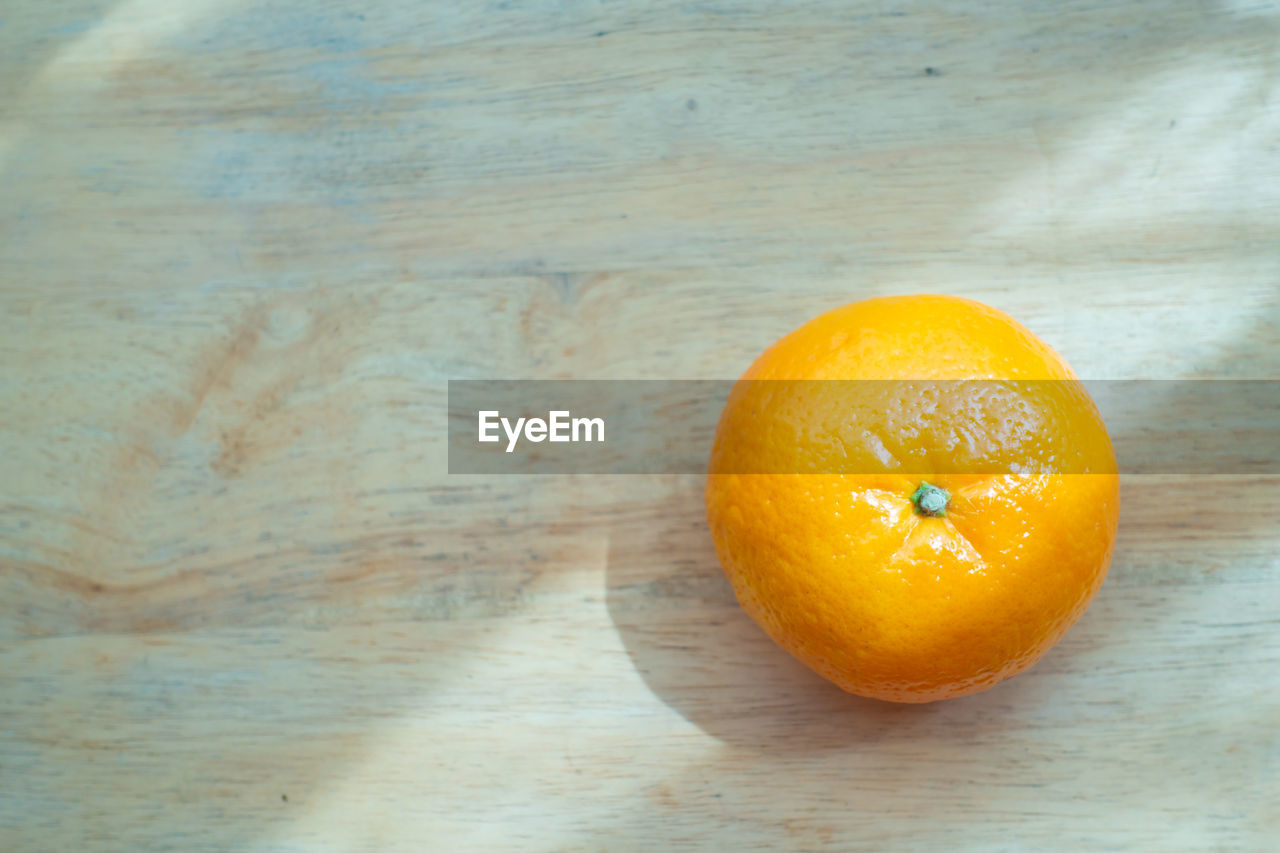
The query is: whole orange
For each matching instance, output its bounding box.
[705,295,1120,703]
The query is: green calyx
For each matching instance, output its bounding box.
[910,481,950,518]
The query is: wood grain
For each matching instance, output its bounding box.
[2,1,1278,850]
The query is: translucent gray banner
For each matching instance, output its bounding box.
[448,380,1278,474]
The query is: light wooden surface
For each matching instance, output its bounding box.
[3,1,1279,850]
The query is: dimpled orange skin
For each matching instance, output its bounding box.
[705,295,1120,703]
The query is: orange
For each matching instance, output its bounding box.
[705,295,1120,703]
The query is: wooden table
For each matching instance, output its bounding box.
[3,2,1277,849]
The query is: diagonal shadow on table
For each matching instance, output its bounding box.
[604,477,1036,754]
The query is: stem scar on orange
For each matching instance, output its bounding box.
[705,295,1120,703]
